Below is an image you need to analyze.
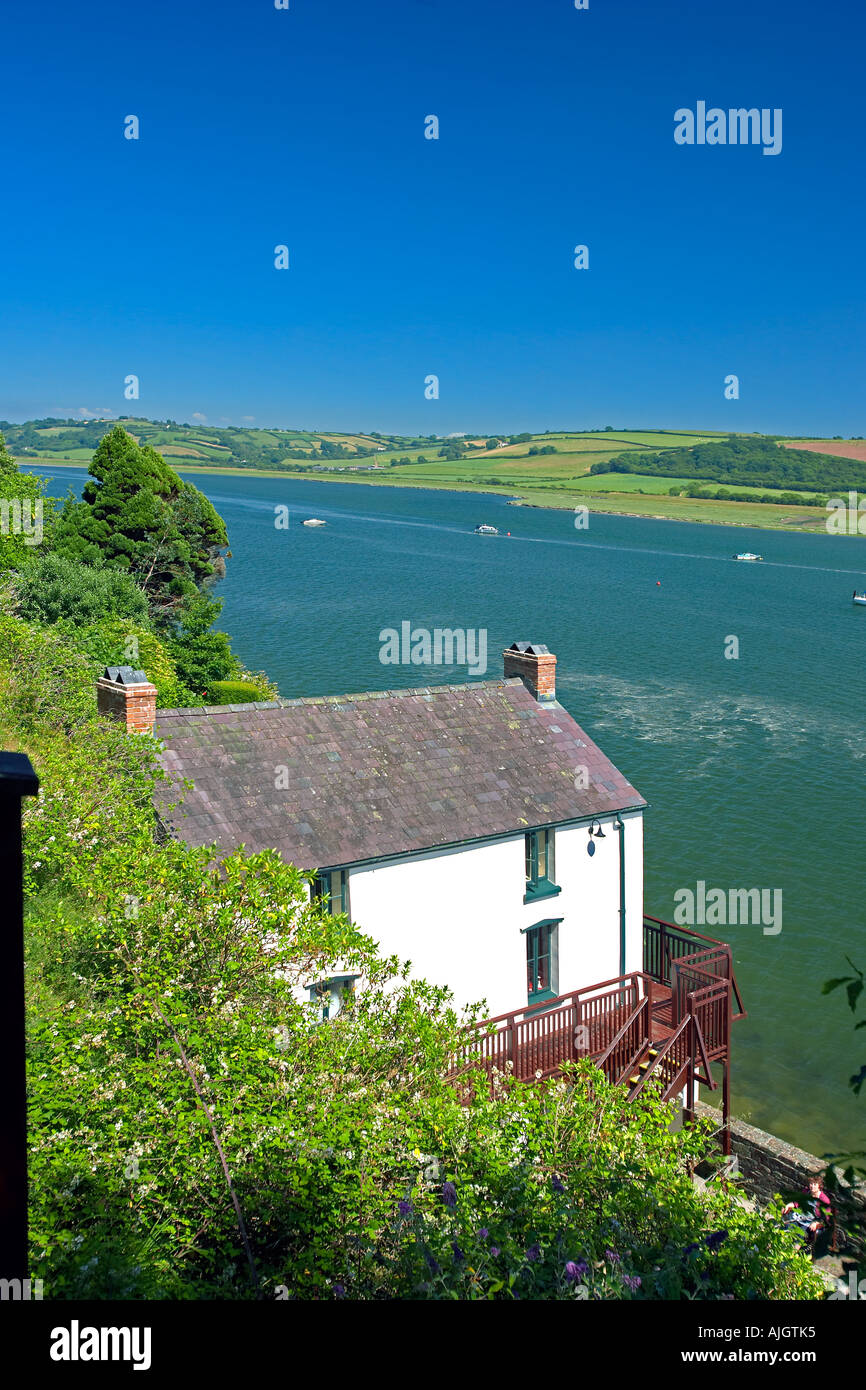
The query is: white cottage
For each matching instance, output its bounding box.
[135,644,644,1018]
[96,646,742,1140]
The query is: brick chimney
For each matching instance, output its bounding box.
[96,666,157,735]
[503,642,556,703]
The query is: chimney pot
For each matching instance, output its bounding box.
[96,667,157,735]
[503,642,556,703]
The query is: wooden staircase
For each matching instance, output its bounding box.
[629,1047,659,1090]
[450,918,745,1151]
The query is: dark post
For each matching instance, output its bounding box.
[0,753,39,1280]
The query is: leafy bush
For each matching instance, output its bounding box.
[0,463,54,573]
[16,552,149,626]
[163,592,237,693]
[63,616,194,708]
[206,680,266,705]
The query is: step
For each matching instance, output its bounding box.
[628,1050,658,1085]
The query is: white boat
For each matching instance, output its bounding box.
[473,523,498,535]
[853,591,866,606]
[733,552,763,562]
[303,518,326,527]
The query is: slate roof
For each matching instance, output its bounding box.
[154,678,645,870]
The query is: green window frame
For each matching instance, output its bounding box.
[312,868,350,917]
[307,974,359,1022]
[524,828,560,903]
[523,919,561,1004]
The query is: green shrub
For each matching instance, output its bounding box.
[64,616,194,708]
[206,679,265,705]
[17,552,148,626]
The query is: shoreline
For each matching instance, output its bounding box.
[21,455,837,535]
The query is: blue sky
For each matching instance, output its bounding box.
[1,0,863,435]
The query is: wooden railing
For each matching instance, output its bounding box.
[596,996,650,1086]
[643,916,746,1018]
[452,920,743,1122]
[450,974,646,1085]
[629,1015,693,1102]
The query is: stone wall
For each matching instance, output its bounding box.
[695,1101,866,1257]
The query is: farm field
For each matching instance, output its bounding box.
[8,421,839,533]
[781,439,866,463]
[573,472,823,500]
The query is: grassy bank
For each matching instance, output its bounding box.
[20,453,831,531]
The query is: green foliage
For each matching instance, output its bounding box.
[591,435,863,493]
[1,612,827,1302]
[438,440,468,461]
[372,1071,821,1301]
[15,552,149,626]
[54,426,228,613]
[163,591,237,694]
[62,615,194,708]
[0,428,18,473]
[0,465,52,572]
[206,680,266,705]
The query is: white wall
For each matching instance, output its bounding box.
[337,810,643,1019]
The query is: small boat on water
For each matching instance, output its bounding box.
[853,591,866,606]
[303,518,326,527]
[473,523,499,535]
[733,552,763,562]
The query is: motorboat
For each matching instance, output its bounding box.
[853,591,866,605]
[473,523,499,535]
[733,552,763,562]
[303,518,326,527]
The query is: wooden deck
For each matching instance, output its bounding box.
[451,917,745,1150]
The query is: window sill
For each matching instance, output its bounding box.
[527,990,557,1011]
[524,881,561,905]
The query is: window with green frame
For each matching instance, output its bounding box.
[312,868,350,917]
[524,919,561,1004]
[524,828,560,902]
[307,974,359,1022]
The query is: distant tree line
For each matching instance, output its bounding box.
[589,435,866,493]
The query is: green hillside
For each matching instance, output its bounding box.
[7,416,863,532]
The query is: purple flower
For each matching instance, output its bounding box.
[397,1199,413,1217]
[425,1253,440,1275]
[333,1283,345,1298]
[605,1248,620,1264]
[622,1274,641,1292]
[705,1229,728,1253]
[552,1175,565,1194]
[682,1242,701,1258]
[452,1242,465,1263]
[478,1227,489,1240]
[490,1246,501,1258]
[526,1244,541,1262]
[564,1259,588,1282]
[441,1181,457,1208]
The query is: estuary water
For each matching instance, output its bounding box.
[34,466,866,1158]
